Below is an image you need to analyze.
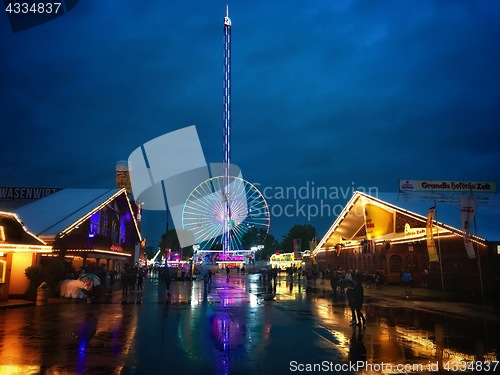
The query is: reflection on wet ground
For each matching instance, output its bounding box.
[0,273,498,374]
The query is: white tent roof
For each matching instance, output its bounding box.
[316,190,500,251]
[0,211,46,245]
[13,188,137,239]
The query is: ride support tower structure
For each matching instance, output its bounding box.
[222,6,232,255]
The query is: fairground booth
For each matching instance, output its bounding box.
[193,248,256,270]
[0,212,52,300]
[269,252,306,270]
[13,188,142,275]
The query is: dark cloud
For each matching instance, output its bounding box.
[1,0,499,242]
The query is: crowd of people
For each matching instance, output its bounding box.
[68,262,404,333]
[121,265,147,295]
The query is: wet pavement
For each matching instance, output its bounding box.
[0,273,499,375]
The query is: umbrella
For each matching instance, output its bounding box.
[336,278,356,288]
[79,273,101,287]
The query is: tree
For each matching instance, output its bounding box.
[241,228,268,250]
[257,233,279,261]
[241,228,279,261]
[281,224,317,253]
[25,258,67,299]
[159,229,180,253]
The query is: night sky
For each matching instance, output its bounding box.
[1,0,500,244]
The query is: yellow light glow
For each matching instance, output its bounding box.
[0,244,52,253]
[0,226,4,241]
[54,248,132,257]
[0,365,41,374]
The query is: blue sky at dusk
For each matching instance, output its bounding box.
[1,0,499,244]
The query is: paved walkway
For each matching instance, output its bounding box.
[305,277,500,321]
[1,273,499,323]
[1,273,499,374]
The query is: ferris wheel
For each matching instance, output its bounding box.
[182,176,270,250]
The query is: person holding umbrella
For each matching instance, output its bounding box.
[79,273,101,303]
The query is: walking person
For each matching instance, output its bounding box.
[272,268,278,293]
[104,272,111,295]
[402,269,412,297]
[121,270,129,295]
[137,269,144,291]
[129,268,137,293]
[421,268,428,288]
[163,267,171,303]
[203,271,209,293]
[163,267,171,290]
[346,287,357,326]
[352,279,366,326]
[330,271,339,302]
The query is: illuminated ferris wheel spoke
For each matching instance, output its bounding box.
[182,176,270,250]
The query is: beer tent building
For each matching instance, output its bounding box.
[13,188,142,275]
[312,191,499,295]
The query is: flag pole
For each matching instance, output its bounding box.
[435,201,446,300]
[471,191,485,305]
[473,215,485,304]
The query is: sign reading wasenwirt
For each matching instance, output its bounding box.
[399,180,496,193]
[0,187,62,200]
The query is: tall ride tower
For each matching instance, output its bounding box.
[222,6,232,255]
[182,8,270,257]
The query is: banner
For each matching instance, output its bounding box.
[426,207,439,262]
[460,196,477,259]
[399,180,496,193]
[308,238,317,252]
[368,240,375,254]
[293,238,301,257]
[364,204,393,239]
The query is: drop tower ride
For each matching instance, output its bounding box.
[222,6,232,255]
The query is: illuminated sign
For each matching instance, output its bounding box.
[219,254,245,261]
[399,180,496,193]
[270,253,295,262]
[0,187,62,200]
[404,224,426,237]
[110,244,123,252]
[0,244,52,253]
